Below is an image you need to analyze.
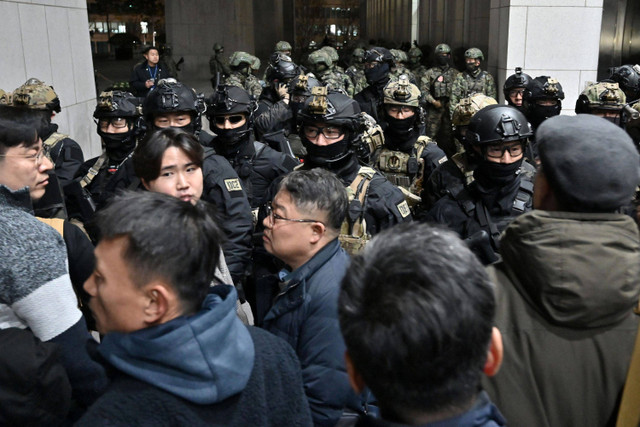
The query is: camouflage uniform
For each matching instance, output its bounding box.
[224,51,263,99]
[346,64,367,94]
[389,50,416,84]
[449,69,497,119]
[421,64,460,157]
[408,46,428,83]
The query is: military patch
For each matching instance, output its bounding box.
[224,178,243,192]
[397,200,411,218]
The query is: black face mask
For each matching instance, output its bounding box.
[384,113,417,151]
[364,63,390,86]
[436,55,450,66]
[99,130,136,164]
[466,62,479,73]
[213,122,252,155]
[474,157,523,187]
[302,134,351,168]
[528,105,561,128]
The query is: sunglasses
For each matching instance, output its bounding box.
[214,115,245,125]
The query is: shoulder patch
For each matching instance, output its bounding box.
[224,178,243,192]
[438,155,448,164]
[397,200,411,218]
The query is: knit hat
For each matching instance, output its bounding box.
[537,114,640,212]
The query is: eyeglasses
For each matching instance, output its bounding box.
[485,142,524,159]
[509,89,525,98]
[214,115,245,125]
[386,106,414,114]
[266,202,324,225]
[303,125,344,140]
[0,146,47,165]
[97,117,129,131]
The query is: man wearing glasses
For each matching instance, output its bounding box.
[424,104,536,264]
[261,168,364,426]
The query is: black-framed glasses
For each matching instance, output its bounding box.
[214,114,245,125]
[485,142,524,159]
[97,117,128,131]
[266,202,324,225]
[386,105,414,114]
[303,125,344,140]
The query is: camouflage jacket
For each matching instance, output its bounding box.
[346,65,367,94]
[209,54,231,77]
[317,69,352,96]
[224,72,262,98]
[449,68,497,118]
[389,66,416,84]
[409,64,428,83]
[420,65,460,104]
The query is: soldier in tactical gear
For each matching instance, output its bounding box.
[523,75,564,131]
[389,49,416,84]
[407,44,428,83]
[307,49,351,96]
[141,79,254,287]
[275,40,292,57]
[209,43,231,86]
[372,76,446,207]
[610,64,640,145]
[298,87,412,253]
[225,51,263,99]
[346,47,368,94]
[420,43,460,157]
[67,90,142,237]
[11,78,85,219]
[320,46,354,96]
[354,46,395,124]
[255,53,299,119]
[449,47,497,119]
[503,67,531,113]
[420,93,498,212]
[425,104,536,264]
[575,81,627,126]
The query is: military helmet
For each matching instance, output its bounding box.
[435,44,452,54]
[213,43,223,52]
[12,78,61,113]
[288,73,321,97]
[390,49,404,64]
[229,51,255,68]
[408,46,423,59]
[321,46,339,63]
[575,81,626,114]
[451,94,497,127]
[94,90,141,119]
[0,89,11,106]
[608,65,640,101]
[206,84,254,118]
[275,40,292,53]
[525,76,565,102]
[465,47,484,61]
[352,48,365,60]
[142,78,206,129]
[466,104,532,146]
[250,55,261,71]
[364,47,394,65]
[383,75,421,107]
[308,50,333,68]
[266,53,299,83]
[503,67,532,97]
[299,87,361,130]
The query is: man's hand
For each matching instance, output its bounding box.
[145,79,154,89]
[432,100,442,109]
[277,83,289,103]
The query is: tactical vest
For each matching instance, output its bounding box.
[465,71,490,97]
[43,132,68,168]
[339,166,375,255]
[432,72,452,99]
[375,136,435,206]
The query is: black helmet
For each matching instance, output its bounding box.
[288,74,321,115]
[466,104,532,146]
[206,85,255,152]
[142,78,206,135]
[298,87,361,167]
[94,90,143,162]
[364,47,394,65]
[608,64,640,102]
[503,67,532,100]
[265,53,299,84]
[523,76,564,128]
[94,90,140,119]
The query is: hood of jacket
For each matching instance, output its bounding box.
[499,210,640,328]
[99,285,255,405]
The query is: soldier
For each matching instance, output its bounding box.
[11,78,85,218]
[389,49,416,83]
[449,47,497,119]
[224,51,263,99]
[421,43,460,157]
[503,67,531,113]
[274,40,292,57]
[372,76,446,207]
[346,47,368,94]
[575,81,627,126]
[142,79,254,287]
[354,47,395,124]
[209,43,231,86]
[522,75,564,131]
[320,46,353,96]
[307,49,351,95]
[298,87,412,254]
[407,44,428,83]
[609,64,640,145]
[159,44,182,79]
[255,53,299,120]
[425,105,535,264]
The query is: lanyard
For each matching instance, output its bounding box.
[148,65,158,80]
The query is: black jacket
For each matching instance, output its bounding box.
[129,61,172,97]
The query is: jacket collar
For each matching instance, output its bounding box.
[0,185,34,214]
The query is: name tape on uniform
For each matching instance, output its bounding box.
[224,178,243,192]
[397,200,411,218]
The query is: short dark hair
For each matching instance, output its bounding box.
[133,128,204,183]
[96,191,223,314]
[0,114,40,156]
[143,46,159,55]
[339,222,496,420]
[278,168,347,231]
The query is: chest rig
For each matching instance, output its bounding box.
[339,166,375,255]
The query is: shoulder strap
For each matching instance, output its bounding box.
[80,153,108,188]
[347,167,375,236]
[511,178,534,214]
[43,132,68,148]
[36,217,65,237]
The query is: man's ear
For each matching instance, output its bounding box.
[345,351,366,394]
[484,327,503,377]
[309,221,325,244]
[142,282,173,325]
